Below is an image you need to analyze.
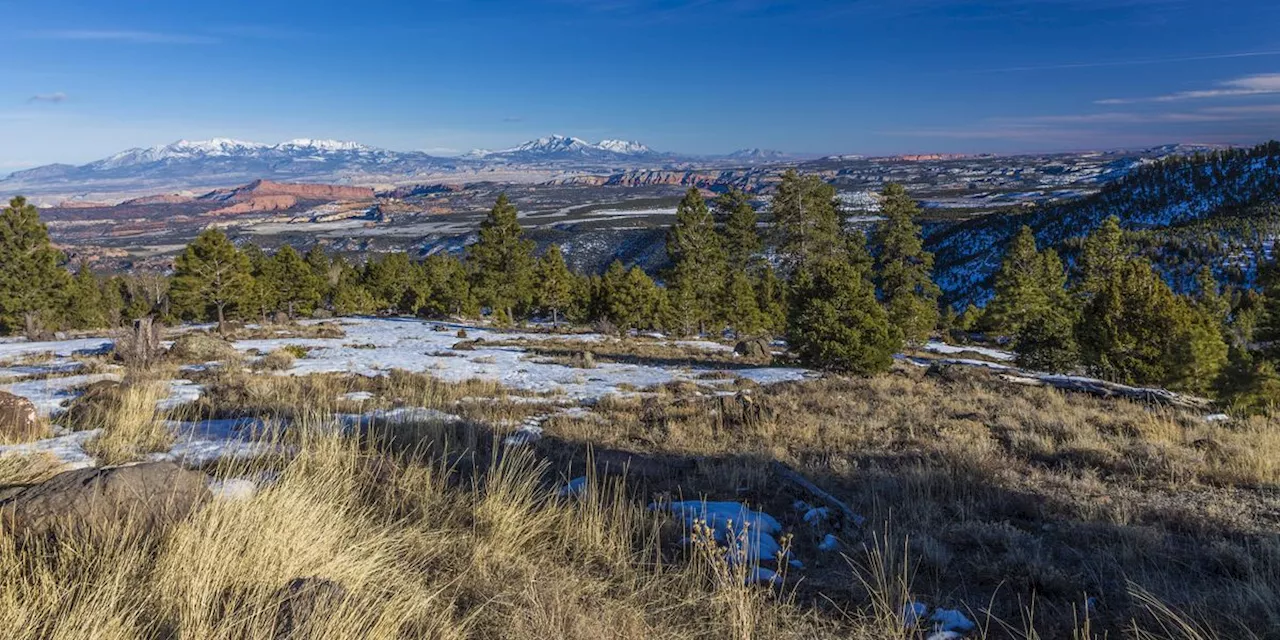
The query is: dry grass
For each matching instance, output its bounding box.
[81,381,174,466]
[250,348,296,372]
[0,335,1274,638]
[543,367,1280,638]
[0,451,63,486]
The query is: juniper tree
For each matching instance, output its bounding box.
[787,256,900,374]
[665,188,727,335]
[468,194,535,324]
[872,184,940,344]
[715,189,761,272]
[169,228,254,332]
[412,253,474,318]
[771,171,845,276]
[535,245,574,325]
[0,196,71,337]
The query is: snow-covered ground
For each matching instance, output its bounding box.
[0,318,813,475]
[233,318,810,401]
[922,340,1015,362]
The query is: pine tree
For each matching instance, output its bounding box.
[984,226,1051,337]
[416,253,474,318]
[102,276,126,328]
[535,245,574,325]
[1014,309,1078,373]
[755,264,788,337]
[722,270,765,338]
[599,260,660,332]
[169,228,254,332]
[363,253,418,313]
[304,245,335,310]
[771,171,845,275]
[64,261,106,330]
[0,196,71,336]
[241,244,279,322]
[1077,216,1128,298]
[468,194,535,324]
[1215,345,1280,415]
[1078,258,1225,391]
[665,188,727,335]
[272,245,323,318]
[872,184,940,344]
[787,257,901,374]
[715,189,761,272]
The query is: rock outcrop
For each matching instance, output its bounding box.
[0,391,43,443]
[0,462,211,539]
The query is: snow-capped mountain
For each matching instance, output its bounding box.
[465,135,659,163]
[1,138,457,197]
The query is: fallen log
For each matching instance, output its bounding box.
[998,374,1213,411]
[770,461,863,527]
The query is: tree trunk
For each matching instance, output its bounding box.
[217,304,227,335]
[552,308,559,326]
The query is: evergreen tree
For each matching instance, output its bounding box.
[787,257,900,374]
[872,184,940,344]
[722,270,765,338]
[64,261,106,330]
[1077,216,1128,297]
[0,196,71,336]
[984,226,1051,337]
[416,253,474,318]
[771,171,845,275]
[1215,345,1280,415]
[241,244,279,322]
[535,245,574,324]
[1078,258,1225,391]
[271,245,323,318]
[665,188,727,335]
[715,189,761,272]
[1014,309,1079,373]
[102,276,126,328]
[363,253,418,313]
[468,194,535,324]
[169,228,254,332]
[755,264,788,337]
[599,260,660,332]
[304,245,336,310]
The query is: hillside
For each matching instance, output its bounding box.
[927,141,1280,304]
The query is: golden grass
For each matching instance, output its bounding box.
[0,336,1274,638]
[82,382,174,466]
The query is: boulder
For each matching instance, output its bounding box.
[734,337,771,360]
[273,577,348,639]
[0,391,43,443]
[0,461,211,540]
[169,332,239,363]
[270,311,292,326]
[311,308,334,320]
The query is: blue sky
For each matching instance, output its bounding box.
[3,0,1280,170]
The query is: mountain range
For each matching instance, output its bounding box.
[0,135,794,202]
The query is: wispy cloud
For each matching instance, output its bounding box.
[34,29,218,44]
[27,92,68,104]
[969,50,1280,74]
[1099,73,1280,104]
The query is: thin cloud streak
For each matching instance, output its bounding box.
[967,50,1280,74]
[33,30,219,44]
[27,92,68,104]
[1099,73,1280,104]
